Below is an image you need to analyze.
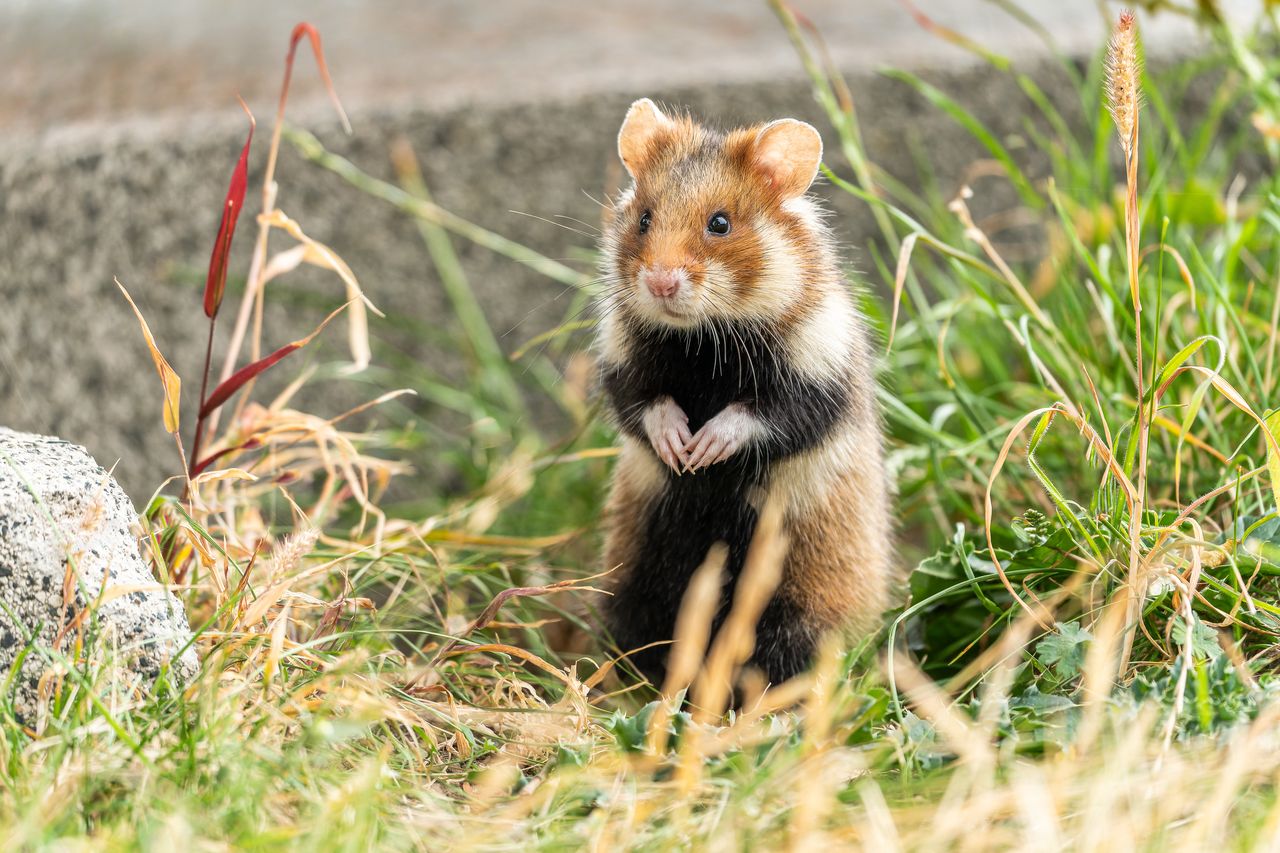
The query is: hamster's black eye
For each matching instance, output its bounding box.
[638,211,652,234]
[707,212,731,236]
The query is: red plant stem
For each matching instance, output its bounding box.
[212,25,349,440]
[189,317,218,480]
[191,438,259,478]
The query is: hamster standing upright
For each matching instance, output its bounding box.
[596,99,894,687]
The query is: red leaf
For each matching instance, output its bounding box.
[281,23,351,134]
[198,302,349,418]
[204,99,256,319]
[191,437,263,478]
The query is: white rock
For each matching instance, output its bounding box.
[0,427,197,720]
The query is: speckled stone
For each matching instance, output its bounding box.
[0,427,197,720]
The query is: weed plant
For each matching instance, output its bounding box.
[6,3,1280,849]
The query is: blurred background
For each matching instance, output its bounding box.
[0,0,1247,500]
[2,0,1218,134]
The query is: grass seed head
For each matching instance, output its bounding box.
[1106,9,1142,156]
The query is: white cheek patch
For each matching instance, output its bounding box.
[739,218,804,319]
[700,260,737,317]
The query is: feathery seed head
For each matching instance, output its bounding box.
[1106,9,1142,156]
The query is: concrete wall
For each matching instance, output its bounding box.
[0,1,1248,499]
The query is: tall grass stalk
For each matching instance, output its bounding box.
[1107,9,1149,671]
[15,3,1280,848]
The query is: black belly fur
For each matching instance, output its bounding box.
[602,320,855,687]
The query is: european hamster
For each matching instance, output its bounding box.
[596,99,893,687]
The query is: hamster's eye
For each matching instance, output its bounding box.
[706,212,731,236]
[638,211,652,234]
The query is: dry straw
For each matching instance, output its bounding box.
[1106,9,1151,672]
[42,7,1280,849]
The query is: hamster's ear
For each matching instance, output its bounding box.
[751,119,823,198]
[618,98,672,179]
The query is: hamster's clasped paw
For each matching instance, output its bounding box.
[685,404,761,471]
[643,396,693,474]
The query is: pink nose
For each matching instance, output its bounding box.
[645,268,683,299]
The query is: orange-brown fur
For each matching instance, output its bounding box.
[596,100,895,686]
[781,447,893,634]
[605,112,833,333]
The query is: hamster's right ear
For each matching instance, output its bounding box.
[618,98,673,179]
[751,119,823,199]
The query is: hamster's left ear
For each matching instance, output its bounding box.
[751,119,823,198]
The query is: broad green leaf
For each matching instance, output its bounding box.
[1035,621,1092,680]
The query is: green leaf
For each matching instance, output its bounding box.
[1035,621,1092,680]
[1266,409,1280,513]
[605,702,655,753]
[882,69,1043,209]
[1171,614,1221,661]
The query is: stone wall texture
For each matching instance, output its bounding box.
[0,1,1248,500]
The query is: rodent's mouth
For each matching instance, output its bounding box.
[620,286,700,327]
[640,289,687,313]
[651,299,699,325]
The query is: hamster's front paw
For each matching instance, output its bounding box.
[685,404,763,470]
[643,396,693,473]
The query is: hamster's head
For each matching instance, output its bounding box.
[601,99,827,330]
